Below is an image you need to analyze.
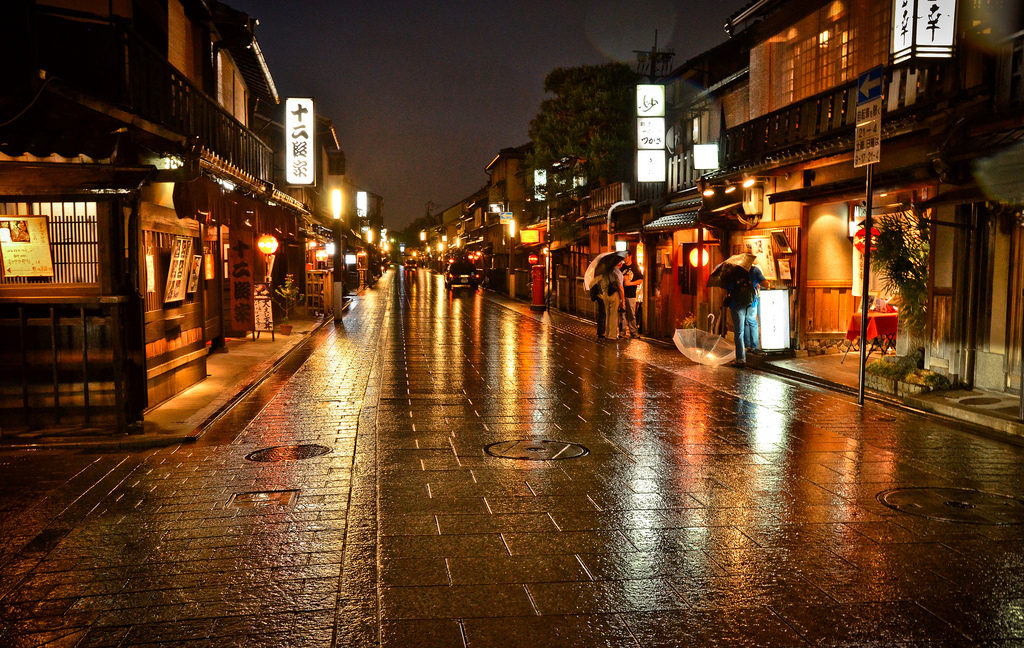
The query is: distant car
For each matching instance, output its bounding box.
[445,259,481,290]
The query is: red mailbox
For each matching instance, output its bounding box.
[530,264,545,311]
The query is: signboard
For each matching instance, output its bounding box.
[740,235,776,280]
[285,97,315,185]
[638,150,666,182]
[253,283,274,333]
[533,169,547,200]
[164,236,193,303]
[854,67,884,168]
[228,231,255,335]
[0,216,53,277]
[636,85,665,117]
[637,117,665,149]
[892,0,956,64]
[356,191,367,219]
[636,84,666,183]
[758,289,791,351]
[186,255,202,294]
[520,229,540,244]
[499,212,514,224]
[693,144,719,170]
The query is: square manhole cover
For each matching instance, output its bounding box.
[228,490,299,509]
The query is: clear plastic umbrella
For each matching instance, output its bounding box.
[583,251,626,291]
[673,315,736,366]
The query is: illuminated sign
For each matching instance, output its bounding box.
[636,85,665,183]
[533,169,547,200]
[758,289,791,350]
[892,0,956,63]
[637,117,665,149]
[636,85,665,117]
[520,229,540,244]
[638,150,666,182]
[693,144,719,170]
[285,98,315,185]
[356,191,367,219]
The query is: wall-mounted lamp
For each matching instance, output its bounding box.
[331,189,342,220]
[702,187,716,197]
[724,184,737,194]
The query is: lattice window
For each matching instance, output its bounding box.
[0,201,99,284]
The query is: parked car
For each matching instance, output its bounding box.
[444,257,482,290]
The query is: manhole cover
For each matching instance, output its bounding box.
[484,439,589,460]
[958,397,1003,406]
[878,487,1024,525]
[245,444,331,462]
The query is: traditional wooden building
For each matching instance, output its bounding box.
[0,0,308,432]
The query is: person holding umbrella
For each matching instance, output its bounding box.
[723,244,769,366]
[584,251,626,341]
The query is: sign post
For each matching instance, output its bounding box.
[855,66,883,405]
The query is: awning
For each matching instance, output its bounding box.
[172,175,299,239]
[0,161,153,196]
[769,165,932,204]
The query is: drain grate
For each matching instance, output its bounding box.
[958,397,1003,406]
[485,439,589,461]
[878,487,1024,525]
[228,490,299,508]
[245,444,331,462]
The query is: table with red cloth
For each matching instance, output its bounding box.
[842,312,899,363]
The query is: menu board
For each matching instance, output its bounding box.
[253,283,273,332]
[164,236,193,302]
[0,217,54,277]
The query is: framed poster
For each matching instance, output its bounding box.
[186,255,202,294]
[777,258,792,280]
[742,235,776,280]
[253,283,273,332]
[0,217,54,277]
[164,236,193,302]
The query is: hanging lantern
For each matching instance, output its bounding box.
[315,249,328,262]
[689,246,709,268]
[257,234,279,256]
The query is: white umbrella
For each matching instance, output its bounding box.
[583,251,626,290]
[672,315,735,366]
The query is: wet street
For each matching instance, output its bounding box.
[2,269,1024,647]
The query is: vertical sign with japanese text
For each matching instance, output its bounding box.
[228,231,255,335]
[285,98,315,186]
[636,84,666,183]
[892,0,957,63]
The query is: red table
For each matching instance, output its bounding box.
[842,312,899,363]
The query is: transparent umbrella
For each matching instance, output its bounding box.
[583,251,626,291]
[673,314,736,366]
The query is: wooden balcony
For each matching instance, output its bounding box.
[35,11,272,182]
[580,182,629,216]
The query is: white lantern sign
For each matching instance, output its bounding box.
[637,117,665,149]
[892,0,957,63]
[638,150,666,182]
[636,85,665,117]
[285,98,315,185]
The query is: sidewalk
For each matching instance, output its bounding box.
[0,308,344,450]
[491,288,1024,445]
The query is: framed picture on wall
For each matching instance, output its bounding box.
[186,255,202,294]
[742,235,776,280]
[777,258,792,280]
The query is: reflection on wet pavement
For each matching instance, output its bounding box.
[0,268,1022,647]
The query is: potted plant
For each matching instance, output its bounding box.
[273,274,303,334]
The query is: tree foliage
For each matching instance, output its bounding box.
[872,209,930,340]
[528,63,637,196]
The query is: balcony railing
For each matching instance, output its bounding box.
[36,11,272,181]
[720,65,956,169]
[580,182,628,216]
[667,148,698,193]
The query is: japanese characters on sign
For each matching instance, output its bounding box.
[892,0,957,63]
[228,232,255,335]
[0,216,53,277]
[164,236,193,303]
[253,283,273,333]
[356,191,367,219]
[636,85,666,183]
[285,98,316,185]
[854,99,882,168]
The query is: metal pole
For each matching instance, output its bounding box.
[545,202,551,311]
[857,164,874,405]
[333,220,344,323]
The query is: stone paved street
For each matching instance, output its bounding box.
[2,269,1024,647]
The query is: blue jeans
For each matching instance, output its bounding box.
[730,304,759,362]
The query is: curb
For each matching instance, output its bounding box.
[0,303,348,452]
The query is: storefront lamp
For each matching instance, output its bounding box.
[257,234,279,256]
[315,249,328,262]
[508,219,516,237]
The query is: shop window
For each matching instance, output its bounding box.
[0,201,99,285]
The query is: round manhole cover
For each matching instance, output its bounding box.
[878,487,1024,525]
[485,439,589,460]
[246,444,331,462]
[958,397,1003,406]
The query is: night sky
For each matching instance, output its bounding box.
[228,0,753,231]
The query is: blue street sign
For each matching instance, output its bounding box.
[857,66,883,105]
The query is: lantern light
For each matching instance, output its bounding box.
[331,189,342,220]
[257,234,279,256]
[689,247,710,268]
